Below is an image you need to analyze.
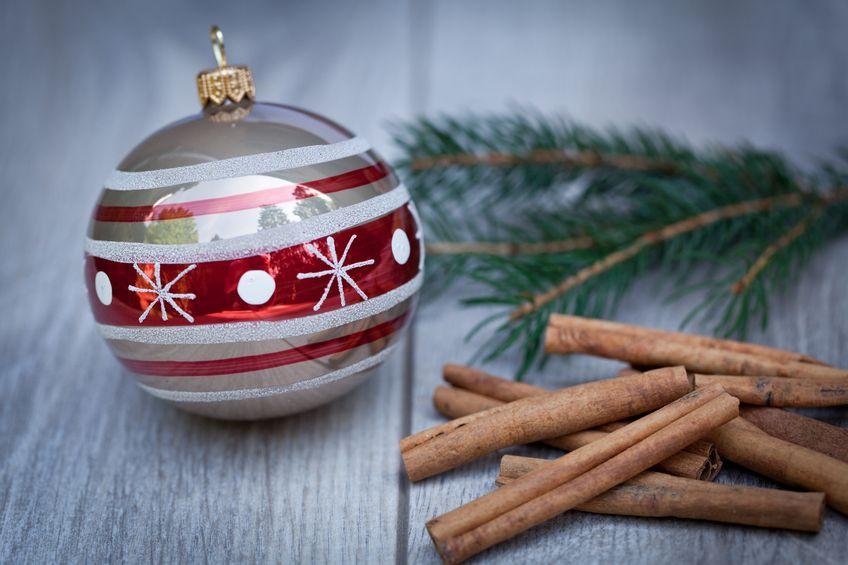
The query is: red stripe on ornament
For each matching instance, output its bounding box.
[86,205,420,326]
[94,161,392,223]
[118,312,407,376]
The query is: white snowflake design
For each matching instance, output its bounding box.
[129,262,197,323]
[296,234,375,311]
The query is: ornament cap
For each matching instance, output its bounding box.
[196,26,256,108]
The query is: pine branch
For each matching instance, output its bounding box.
[390,111,848,376]
[730,207,822,294]
[510,192,817,320]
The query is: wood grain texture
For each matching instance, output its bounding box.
[424,0,848,161]
[1,0,847,563]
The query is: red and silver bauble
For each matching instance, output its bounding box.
[84,101,423,419]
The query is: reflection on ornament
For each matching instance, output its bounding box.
[205,101,253,123]
[128,263,197,323]
[407,202,426,270]
[297,234,375,311]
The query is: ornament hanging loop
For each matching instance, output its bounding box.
[197,25,255,109]
[210,25,227,68]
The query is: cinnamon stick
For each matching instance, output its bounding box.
[401,367,692,481]
[443,364,545,401]
[497,455,823,532]
[545,318,848,380]
[616,367,848,408]
[442,364,720,468]
[428,389,739,563]
[433,385,718,480]
[740,406,848,463]
[432,385,501,414]
[548,314,828,365]
[694,374,848,407]
[710,417,848,515]
[681,439,716,458]
[596,419,716,462]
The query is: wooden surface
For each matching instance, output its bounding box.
[2,1,847,563]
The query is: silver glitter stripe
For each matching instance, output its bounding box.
[105,137,371,190]
[137,343,397,403]
[97,272,422,344]
[84,185,411,263]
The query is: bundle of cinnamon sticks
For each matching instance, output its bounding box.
[400,315,848,564]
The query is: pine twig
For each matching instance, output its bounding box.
[393,111,848,370]
[510,193,810,320]
[426,236,594,256]
[730,208,822,295]
[411,148,680,174]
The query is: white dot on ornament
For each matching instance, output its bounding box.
[391,229,411,265]
[95,271,112,306]
[237,270,276,305]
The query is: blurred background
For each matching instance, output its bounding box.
[4,0,847,311]
[5,0,848,252]
[2,1,847,562]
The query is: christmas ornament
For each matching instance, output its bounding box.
[85,27,423,419]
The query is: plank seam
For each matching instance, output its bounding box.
[395,320,415,565]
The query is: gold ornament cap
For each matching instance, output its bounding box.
[196,26,256,107]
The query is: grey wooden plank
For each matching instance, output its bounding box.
[0,0,413,562]
[406,0,848,562]
[424,0,848,160]
[4,0,848,563]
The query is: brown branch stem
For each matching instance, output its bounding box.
[511,187,848,320]
[731,207,822,294]
[425,236,594,256]
[410,148,680,174]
